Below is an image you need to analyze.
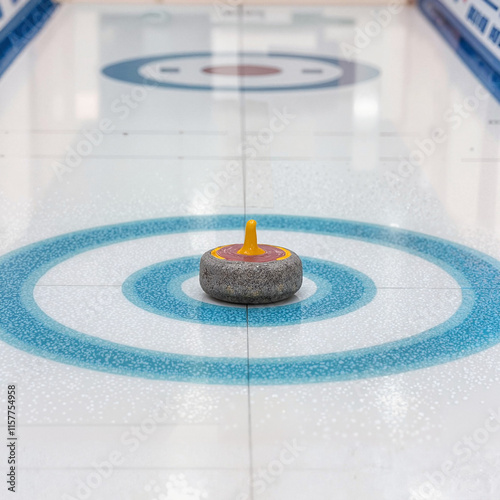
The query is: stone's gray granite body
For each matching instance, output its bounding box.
[199,250,303,304]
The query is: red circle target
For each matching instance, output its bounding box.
[202,64,281,76]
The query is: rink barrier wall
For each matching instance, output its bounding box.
[0,0,57,78]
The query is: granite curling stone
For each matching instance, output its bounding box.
[199,219,302,304]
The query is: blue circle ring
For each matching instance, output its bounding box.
[122,256,377,327]
[101,52,380,92]
[1,214,499,385]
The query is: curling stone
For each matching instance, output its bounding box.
[199,219,302,304]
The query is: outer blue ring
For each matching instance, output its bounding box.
[101,52,380,92]
[0,215,499,385]
[121,256,376,327]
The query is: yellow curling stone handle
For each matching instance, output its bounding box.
[237,219,265,256]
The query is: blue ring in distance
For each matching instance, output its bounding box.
[122,256,376,327]
[0,215,499,385]
[101,52,380,92]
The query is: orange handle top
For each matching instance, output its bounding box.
[237,219,265,256]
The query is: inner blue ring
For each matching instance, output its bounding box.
[0,214,499,385]
[101,52,380,92]
[122,256,376,327]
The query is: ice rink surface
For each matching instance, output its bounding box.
[0,3,500,499]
